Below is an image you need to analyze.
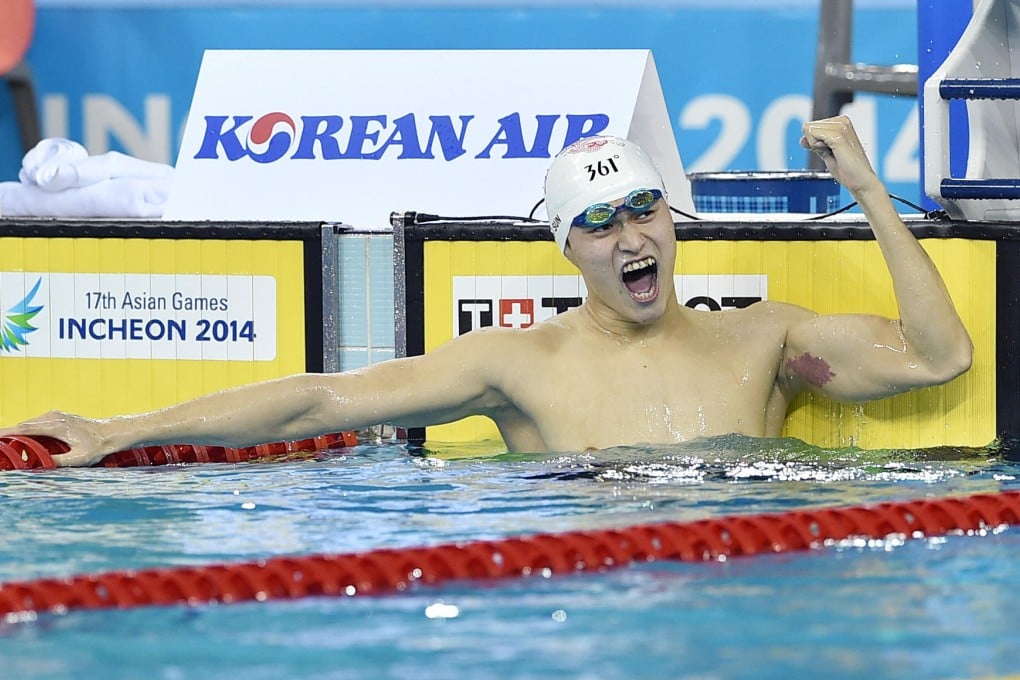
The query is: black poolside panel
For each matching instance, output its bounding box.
[0,219,324,241]
[398,216,1020,243]
[997,240,1020,455]
[302,234,324,374]
[401,226,427,446]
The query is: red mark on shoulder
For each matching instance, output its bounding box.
[786,352,835,386]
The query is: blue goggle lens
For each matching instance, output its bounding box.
[571,188,663,229]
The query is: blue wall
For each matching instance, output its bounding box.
[1,1,921,202]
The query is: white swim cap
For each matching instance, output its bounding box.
[544,136,667,252]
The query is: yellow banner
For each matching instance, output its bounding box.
[0,237,307,424]
[421,238,996,450]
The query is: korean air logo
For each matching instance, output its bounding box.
[194,112,297,164]
[1,278,43,353]
[193,112,611,163]
[246,112,297,163]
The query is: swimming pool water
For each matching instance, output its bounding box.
[1,436,1018,679]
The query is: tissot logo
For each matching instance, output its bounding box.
[457,297,583,335]
[193,112,611,163]
[454,295,762,334]
[451,275,767,336]
[499,299,534,328]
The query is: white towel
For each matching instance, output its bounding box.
[4,137,175,218]
[18,138,89,188]
[25,149,174,193]
[0,178,171,218]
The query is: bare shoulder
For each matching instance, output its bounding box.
[453,316,570,346]
[713,300,816,335]
[434,316,572,367]
[745,300,816,324]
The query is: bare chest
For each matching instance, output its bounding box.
[500,330,787,450]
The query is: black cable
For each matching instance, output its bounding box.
[806,193,943,221]
[414,212,542,223]
[888,193,928,213]
[806,201,859,220]
[528,198,544,221]
[888,194,951,221]
[669,204,701,221]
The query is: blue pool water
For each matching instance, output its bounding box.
[1,435,1019,679]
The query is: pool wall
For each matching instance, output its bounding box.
[393,216,1005,450]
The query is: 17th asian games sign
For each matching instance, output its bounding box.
[164,49,695,227]
[0,272,277,361]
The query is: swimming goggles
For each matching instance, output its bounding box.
[570,188,663,229]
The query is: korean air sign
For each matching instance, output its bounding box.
[164,49,694,226]
[193,112,611,163]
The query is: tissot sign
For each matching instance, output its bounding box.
[452,275,767,335]
[165,50,695,226]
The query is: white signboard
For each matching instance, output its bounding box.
[452,275,767,335]
[0,272,277,360]
[164,49,695,227]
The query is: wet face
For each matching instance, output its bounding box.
[563,196,677,326]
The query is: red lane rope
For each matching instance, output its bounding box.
[2,490,1017,618]
[0,433,358,471]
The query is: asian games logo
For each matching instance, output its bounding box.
[1,278,43,353]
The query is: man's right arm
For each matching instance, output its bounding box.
[0,328,510,467]
[780,117,972,403]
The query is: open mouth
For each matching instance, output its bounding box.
[621,256,659,303]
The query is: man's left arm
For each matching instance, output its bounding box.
[782,116,973,402]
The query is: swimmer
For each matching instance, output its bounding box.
[1,116,973,466]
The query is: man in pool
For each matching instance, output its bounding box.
[2,116,973,466]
